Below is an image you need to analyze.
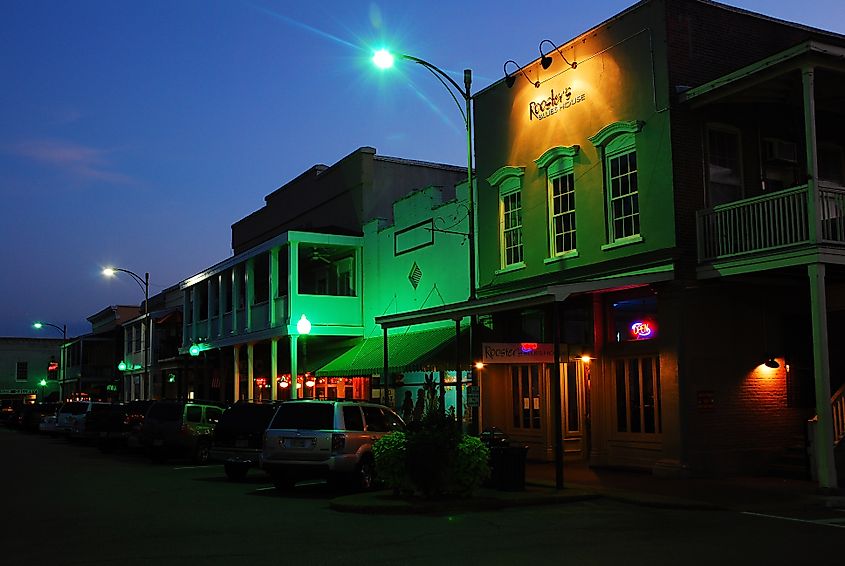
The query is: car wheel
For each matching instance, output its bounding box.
[193,441,210,464]
[354,455,376,491]
[224,463,248,482]
[271,472,295,491]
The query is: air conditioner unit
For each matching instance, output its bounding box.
[764,138,799,164]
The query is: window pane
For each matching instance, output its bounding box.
[511,366,520,428]
[642,357,655,433]
[628,359,641,433]
[615,361,627,432]
[521,368,530,428]
[530,365,540,429]
[566,362,579,433]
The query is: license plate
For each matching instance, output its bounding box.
[235,439,248,448]
[284,437,311,449]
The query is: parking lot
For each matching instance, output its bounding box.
[3,426,845,566]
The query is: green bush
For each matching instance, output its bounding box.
[373,431,409,492]
[448,435,491,496]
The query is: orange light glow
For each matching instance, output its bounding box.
[474,362,485,369]
[580,355,592,364]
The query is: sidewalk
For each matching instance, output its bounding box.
[330,460,844,515]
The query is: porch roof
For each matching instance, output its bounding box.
[678,41,845,107]
[374,267,674,329]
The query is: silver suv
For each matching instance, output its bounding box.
[261,400,404,490]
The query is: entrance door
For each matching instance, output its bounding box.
[552,361,586,458]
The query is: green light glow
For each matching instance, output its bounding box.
[372,49,394,69]
[296,314,312,335]
[33,322,43,329]
[189,344,200,357]
[39,379,47,387]
[117,361,127,371]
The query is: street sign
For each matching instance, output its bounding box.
[466,385,480,407]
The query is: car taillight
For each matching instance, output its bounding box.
[331,433,345,454]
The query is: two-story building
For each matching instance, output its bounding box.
[375,0,844,489]
[0,338,63,405]
[178,147,468,404]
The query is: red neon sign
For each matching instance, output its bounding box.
[520,343,538,353]
[630,320,655,340]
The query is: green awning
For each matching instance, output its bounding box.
[316,325,467,377]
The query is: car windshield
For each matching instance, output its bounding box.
[270,403,334,430]
[62,402,88,415]
[145,403,183,422]
[217,404,276,432]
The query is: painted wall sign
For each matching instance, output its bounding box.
[483,343,554,363]
[0,388,36,395]
[529,87,586,121]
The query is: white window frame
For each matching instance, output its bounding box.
[589,121,645,248]
[486,166,526,271]
[536,145,580,259]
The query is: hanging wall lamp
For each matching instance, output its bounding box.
[504,60,539,88]
[539,39,577,70]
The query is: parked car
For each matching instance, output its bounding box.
[140,400,227,463]
[261,400,404,490]
[18,402,60,432]
[210,401,279,481]
[56,401,111,438]
[95,400,155,452]
[1,401,24,427]
[39,413,58,434]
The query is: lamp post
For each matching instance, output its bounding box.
[103,267,151,400]
[295,314,311,399]
[373,49,475,427]
[33,321,66,400]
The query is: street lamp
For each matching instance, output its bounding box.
[103,266,151,400]
[296,314,311,399]
[372,48,476,427]
[33,321,66,340]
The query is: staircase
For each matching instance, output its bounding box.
[807,382,845,483]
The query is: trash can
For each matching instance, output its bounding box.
[488,444,528,491]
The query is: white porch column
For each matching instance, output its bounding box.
[269,247,279,327]
[182,289,190,348]
[233,345,241,401]
[290,334,299,400]
[232,267,241,333]
[191,287,200,343]
[247,342,254,401]
[218,273,225,337]
[809,263,837,489]
[207,278,214,339]
[245,258,255,331]
[270,337,279,401]
[802,66,822,244]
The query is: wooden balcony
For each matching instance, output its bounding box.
[696,182,845,265]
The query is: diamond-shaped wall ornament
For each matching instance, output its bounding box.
[408,262,422,289]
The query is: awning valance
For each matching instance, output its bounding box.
[316,325,467,377]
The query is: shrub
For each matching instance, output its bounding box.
[448,435,491,496]
[373,431,408,492]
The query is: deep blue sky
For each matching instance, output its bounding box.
[2,0,843,338]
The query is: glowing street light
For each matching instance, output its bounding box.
[33,321,66,340]
[103,266,151,400]
[372,47,475,427]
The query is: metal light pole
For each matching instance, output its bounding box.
[372,50,476,430]
[33,321,67,400]
[103,267,151,400]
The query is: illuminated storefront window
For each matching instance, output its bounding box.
[614,355,661,434]
[511,364,541,430]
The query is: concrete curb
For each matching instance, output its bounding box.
[330,487,600,515]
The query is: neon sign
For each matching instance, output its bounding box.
[520,343,538,353]
[630,321,654,340]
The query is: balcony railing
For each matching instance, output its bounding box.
[697,184,845,262]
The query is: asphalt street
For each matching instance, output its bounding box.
[1,428,842,566]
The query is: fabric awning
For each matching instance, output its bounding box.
[316,325,466,377]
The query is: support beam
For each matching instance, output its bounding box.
[802,66,822,244]
[270,337,278,401]
[290,334,299,400]
[808,263,837,489]
[551,301,564,489]
[247,343,254,401]
[233,345,240,402]
[245,258,255,331]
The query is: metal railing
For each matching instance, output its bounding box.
[697,185,810,261]
[833,382,845,447]
[697,183,845,262]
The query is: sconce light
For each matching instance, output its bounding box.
[504,60,539,88]
[764,357,780,369]
[474,362,485,370]
[539,39,577,70]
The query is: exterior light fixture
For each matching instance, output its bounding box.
[538,39,577,70]
[305,377,316,388]
[33,321,67,340]
[117,361,127,371]
[764,357,780,369]
[296,314,312,335]
[189,344,201,357]
[474,362,484,370]
[503,60,538,88]
[580,355,592,364]
[372,48,395,69]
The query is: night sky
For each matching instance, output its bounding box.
[2,0,843,338]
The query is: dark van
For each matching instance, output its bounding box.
[210,401,279,481]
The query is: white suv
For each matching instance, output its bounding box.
[261,400,404,490]
[56,401,110,438]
